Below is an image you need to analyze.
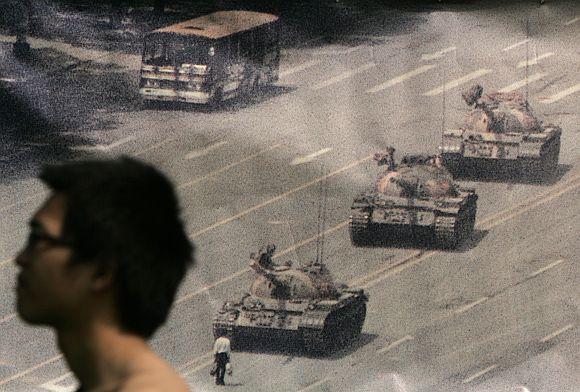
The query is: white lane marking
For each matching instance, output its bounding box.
[498,72,547,93]
[185,141,227,160]
[529,258,565,278]
[540,323,575,343]
[366,65,436,93]
[462,364,498,384]
[39,372,75,392]
[516,52,555,69]
[0,354,63,387]
[564,17,579,26]
[70,136,135,152]
[312,46,362,55]
[421,46,456,61]
[540,83,580,104]
[423,69,492,96]
[377,335,414,354]
[178,143,283,189]
[0,258,13,269]
[179,352,214,376]
[503,39,530,51]
[291,148,333,165]
[268,220,287,225]
[453,297,489,315]
[279,59,322,78]
[298,378,329,392]
[0,313,17,324]
[134,138,173,157]
[311,63,376,90]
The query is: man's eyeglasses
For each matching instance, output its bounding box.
[26,231,71,250]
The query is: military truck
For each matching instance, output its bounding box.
[350,147,478,249]
[213,245,368,354]
[439,85,561,179]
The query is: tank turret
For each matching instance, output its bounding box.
[350,147,478,248]
[440,85,561,179]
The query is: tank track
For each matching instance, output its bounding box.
[301,301,367,355]
[349,220,371,246]
[435,200,476,249]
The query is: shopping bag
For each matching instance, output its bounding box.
[209,362,217,376]
[226,362,233,376]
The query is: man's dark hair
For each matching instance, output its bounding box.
[40,156,194,338]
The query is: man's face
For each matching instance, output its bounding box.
[15,193,94,327]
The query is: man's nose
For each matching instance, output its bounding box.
[15,248,28,267]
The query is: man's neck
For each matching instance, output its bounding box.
[57,322,151,392]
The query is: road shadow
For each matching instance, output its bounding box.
[232,332,378,360]
[453,163,572,186]
[142,85,296,113]
[352,226,482,253]
[0,45,136,185]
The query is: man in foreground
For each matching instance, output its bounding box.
[15,157,194,392]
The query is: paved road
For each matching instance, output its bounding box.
[0,0,578,391]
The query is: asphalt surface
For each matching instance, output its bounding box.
[0,0,579,391]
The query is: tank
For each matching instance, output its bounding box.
[439,84,561,179]
[350,147,478,249]
[212,245,368,354]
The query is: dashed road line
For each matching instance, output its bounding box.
[291,148,333,165]
[39,372,75,392]
[312,46,363,55]
[502,39,530,52]
[564,17,579,26]
[0,313,17,325]
[134,138,174,157]
[540,323,574,343]
[377,335,414,354]
[70,135,136,152]
[185,141,227,160]
[516,52,554,69]
[298,378,329,392]
[279,59,322,78]
[366,65,436,93]
[0,354,63,388]
[0,258,14,270]
[188,155,372,239]
[453,297,489,315]
[462,364,498,384]
[421,46,456,61]
[178,143,283,189]
[529,259,565,278]
[423,69,492,96]
[498,72,546,93]
[311,63,376,90]
[540,83,580,104]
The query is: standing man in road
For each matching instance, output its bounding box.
[15,157,194,392]
[213,330,232,385]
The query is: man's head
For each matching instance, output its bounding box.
[15,157,194,338]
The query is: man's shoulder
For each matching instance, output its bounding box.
[121,354,190,392]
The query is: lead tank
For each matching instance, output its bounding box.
[213,245,368,354]
[350,147,478,249]
[439,85,561,179]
